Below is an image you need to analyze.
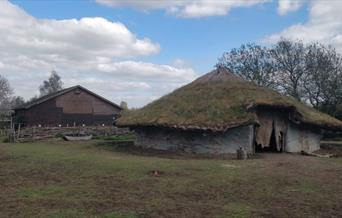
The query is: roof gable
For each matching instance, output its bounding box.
[15,85,122,110]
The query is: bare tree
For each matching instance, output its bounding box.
[217,43,277,89]
[120,101,128,110]
[0,75,16,121]
[303,43,342,115]
[0,74,12,104]
[216,39,342,120]
[0,75,13,115]
[271,39,306,101]
[39,70,63,96]
[10,96,25,108]
[0,75,26,125]
[27,95,38,103]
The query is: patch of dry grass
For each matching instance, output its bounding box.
[0,139,341,218]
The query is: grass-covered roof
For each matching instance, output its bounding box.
[118,68,342,131]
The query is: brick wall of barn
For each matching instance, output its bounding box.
[134,125,254,154]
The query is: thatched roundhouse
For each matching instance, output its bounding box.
[118,68,342,154]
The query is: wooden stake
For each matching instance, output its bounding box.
[17,124,21,140]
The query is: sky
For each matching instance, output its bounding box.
[1,0,342,108]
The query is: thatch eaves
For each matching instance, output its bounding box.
[118,68,342,131]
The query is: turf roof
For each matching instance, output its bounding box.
[118,68,342,131]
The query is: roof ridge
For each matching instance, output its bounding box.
[14,85,121,110]
[191,67,244,85]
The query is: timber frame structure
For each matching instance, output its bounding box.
[13,85,122,127]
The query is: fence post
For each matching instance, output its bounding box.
[17,124,21,140]
[32,127,35,139]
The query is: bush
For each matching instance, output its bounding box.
[1,137,9,143]
[55,133,64,138]
[93,134,136,141]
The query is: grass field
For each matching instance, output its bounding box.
[321,140,342,145]
[0,139,341,218]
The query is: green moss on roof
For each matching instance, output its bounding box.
[118,68,342,131]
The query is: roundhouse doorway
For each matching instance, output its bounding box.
[254,110,287,153]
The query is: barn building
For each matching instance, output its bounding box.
[14,85,121,127]
[118,68,342,154]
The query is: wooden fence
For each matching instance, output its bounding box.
[0,128,9,137]
[0,119,11,139]
[0,118,21,142]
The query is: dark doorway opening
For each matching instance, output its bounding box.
[255,121,281,153]
[279,131,284,152]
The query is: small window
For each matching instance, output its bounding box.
[74,90,81,94]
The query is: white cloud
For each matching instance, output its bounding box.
[264,1,342,53]
[172,58,191,68]
[277,0,307,15]
[0,1,197,108]
[96,0,180,10]
[97,61,196,82]
[0,1,160,60]
[96,0,268,18]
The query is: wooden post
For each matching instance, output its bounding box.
[237,147,247,160]
[8,127,15,143]
[7,117,14,143]
[17,123,21,140]
[32,126,36,139]
[10,117,12,133]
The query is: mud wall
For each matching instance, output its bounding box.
[286,123,321,153]
[134,125,254,154]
